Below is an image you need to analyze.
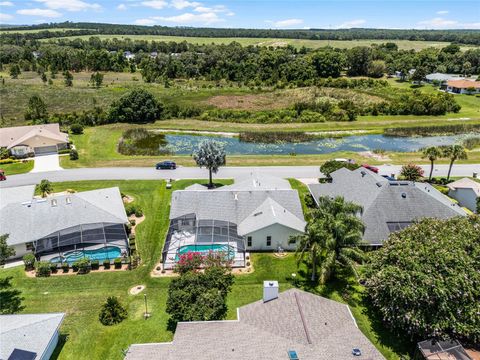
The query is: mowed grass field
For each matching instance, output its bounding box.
[33,33,479,51]
[0,179,411,359]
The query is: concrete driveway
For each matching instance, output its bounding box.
[30,153,63,173]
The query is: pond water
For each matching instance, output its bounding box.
[159,133,474,155]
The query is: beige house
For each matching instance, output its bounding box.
[0,124,69,157]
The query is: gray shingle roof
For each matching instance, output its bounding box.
[0,187,128,246]
[170,177,305,235]
[308,168,466,245]
[0,313,65,360]
[125,288,384,360]
[0,185,35,209]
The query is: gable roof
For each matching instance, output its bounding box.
[0,187,128,246]
[308,168,466,245]
[447,177,480,196]
[0,124,68,149]
[0,313,65,360]
[125,288,384,360]
[170,176,305,235]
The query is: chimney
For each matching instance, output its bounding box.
[263,280,279,302]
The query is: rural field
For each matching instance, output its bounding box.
[0,179,411,360]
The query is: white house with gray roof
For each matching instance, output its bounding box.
[125,284,384,360]
[162,176,306,269]
[308,167,466,246]
[447,177,480,213]
[0,187,129,261]
[0,313,65,360]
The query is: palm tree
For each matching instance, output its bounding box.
[443,145,468,181]
[422,146,442,181]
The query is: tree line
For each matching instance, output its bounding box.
[2,22,480,45]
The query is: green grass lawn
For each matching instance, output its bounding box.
[0,179,410,359]
[0,160,33,175]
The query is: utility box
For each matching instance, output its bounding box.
[263,280,279,303]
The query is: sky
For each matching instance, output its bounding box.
[0,0,479,29]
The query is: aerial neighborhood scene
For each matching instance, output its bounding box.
[0,0,480,359]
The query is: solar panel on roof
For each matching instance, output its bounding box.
[287,350,299,360]
[8,349,37,360]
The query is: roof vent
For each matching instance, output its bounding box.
[51,199,57,207]
[66,197,71,205]
[361,171,367,177]
[263,280,279,302]
[234,193,238,201]
[376,182,382,187]
[254,211,263,217]
[401,193,407,198]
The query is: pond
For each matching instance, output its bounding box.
[158,133,475,155]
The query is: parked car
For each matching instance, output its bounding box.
[0,169,6,181]
[156,161,177,170]
[334,158,356,164]
[361,164,379,173]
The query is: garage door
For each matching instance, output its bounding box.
[34,145,58,155]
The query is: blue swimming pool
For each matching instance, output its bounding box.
[49,246,122,264]
[176,244,235,260]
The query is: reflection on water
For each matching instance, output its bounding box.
[160,133,473,155]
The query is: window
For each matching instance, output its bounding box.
[247,236,252,247]
[26,242,34,251]
[266,236,271,246]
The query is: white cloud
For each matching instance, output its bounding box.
[0,1,14,6]
[141,0,167,9]
[462,22,480,29]
[35,0,101,11]
[417,17,458,28]
[194,4,232,15]
[170,0,200,9]
[117,3,127,10]
[267,18,303,28]
[17,8,62,17]
[436,10,449,15]
[154,11,223,24]
[0,12,13,21]
[336,19,366,29]
[134,18,156,25]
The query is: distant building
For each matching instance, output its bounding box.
[149,51,158,58]
[447,178,480,213]
[0,124,69,158]
[0,313,65,360]
[125,284,384,360]
[123,51,135,60]
[308,167,466,246]
[425,73,464,85]
[32,51,41,59]
[446,79,480,94]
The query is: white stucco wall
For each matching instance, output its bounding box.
[40,329,59,360]
[449,188,478,213]
[10,243,29,260]
[245,224,303,251]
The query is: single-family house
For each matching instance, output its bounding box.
[0,313,65,360]
[162,176,306,269]
[308,168,466,246]
[446,79,480,94]
[0,124,69,158]
[447,178,480,213]
[32,51,42,59]
[150,51,158,58]
[125,283,384,360]
[123,51,135,60]
[0,187,129,261]
[425,73,464,90]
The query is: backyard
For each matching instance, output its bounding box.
[0,179,411,359]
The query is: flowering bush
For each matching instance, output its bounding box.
[365,217,480,344]
[174,252,204,274]
[400,163,424,181]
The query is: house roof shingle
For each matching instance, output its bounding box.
[447,177,480,196]
[0,124,68,149]
[447,79,480,89]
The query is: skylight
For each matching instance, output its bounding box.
[287,350,299,360]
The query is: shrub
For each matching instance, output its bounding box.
[366,217,480,344]
[49,263,58,273]
[103,259,111,269]
[70,123,84,134]
[23,253,36,271]
[61,263,69,273]
[73,258,91,274]
[134,208,143,217]
[107,89,163,123]
[399,163,424,181]
[99,296,128,326]
[35,261,51,277]
[72,262,79,272]
[129,219,136,226]
[91,260,100,270]
[246,261,251,267]
[320,160,359,178]
[69,149,79,160]
[58,149,70,155]
[125,204,143,217]
[114,258,122,269]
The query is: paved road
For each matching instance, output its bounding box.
[1,164,479,188]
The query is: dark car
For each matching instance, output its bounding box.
[361,164,379,173]
[156,161,177,170]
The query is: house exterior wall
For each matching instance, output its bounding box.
[449,188,478,213]
[40,329,59,360]
[10,145,32,157]
[245,224,303,251]
[446,86,480,94]
[10,243,29,260]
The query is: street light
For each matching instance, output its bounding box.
[144,293,150,319]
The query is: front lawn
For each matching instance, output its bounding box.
[1,160,33,175]
[1,179,410,359]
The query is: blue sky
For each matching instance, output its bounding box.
[1,0,479,29]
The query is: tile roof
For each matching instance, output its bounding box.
[125,288,384,360]
[0,313,65,360]
[0,187,128,246]
[447,177,480,196]
[447,79,480,89]
[0,124,68,149]
[308,168,466,245]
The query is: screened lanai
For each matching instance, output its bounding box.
[36,222,129,263]
[162,214,247,270]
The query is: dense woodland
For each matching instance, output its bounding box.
[2,22,480,45]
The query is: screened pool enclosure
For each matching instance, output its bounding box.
[34,222,129,263]
[162,214,247,270]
